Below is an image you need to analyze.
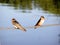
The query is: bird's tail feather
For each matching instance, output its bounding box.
[19,26,26,32]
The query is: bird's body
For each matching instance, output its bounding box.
[35,16,45,29]
[12,18,26,32]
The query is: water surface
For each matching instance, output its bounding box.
[0,3,60,45]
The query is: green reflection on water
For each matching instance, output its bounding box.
[0,0,60,14]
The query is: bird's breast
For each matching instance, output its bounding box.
[38,19,44,25]
[13,25,18,29]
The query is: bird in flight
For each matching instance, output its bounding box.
[12,18,26,32]
[34,16,45,29]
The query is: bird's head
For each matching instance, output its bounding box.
[40,16,45,20]
[12,18,16,21]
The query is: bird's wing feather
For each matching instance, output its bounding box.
[15,24,26,31]
[35,18,41,26]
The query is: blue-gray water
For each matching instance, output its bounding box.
[0,4,60,45]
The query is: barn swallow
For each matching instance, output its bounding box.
[34,16,45,29]
[12,18,26,32]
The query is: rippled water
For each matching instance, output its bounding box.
[0,4,60,45]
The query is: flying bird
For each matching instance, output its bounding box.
[34,16,45,29]
[12,18,26,32]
